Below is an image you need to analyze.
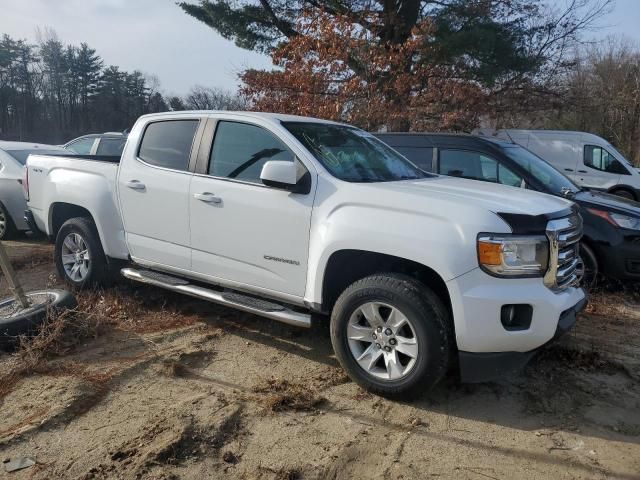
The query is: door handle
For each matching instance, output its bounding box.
[194,192,222,204]
[125,180,145,190]
[564,168,574,172]
[577,170,588,173]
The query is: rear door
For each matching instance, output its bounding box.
[376,135,435,172]
[118,116,204,270]
[437,149,524,187]
[188,117,315,298]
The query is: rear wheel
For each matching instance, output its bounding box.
[55,217,109,289]
[330,274,451,398]
[0,203,15,240]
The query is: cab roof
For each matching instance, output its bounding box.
[137,110,348,126]
[375,132,516,149]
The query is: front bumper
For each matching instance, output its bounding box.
[594,231,640,280]
[447,268,586,353]
[458,296,587,383]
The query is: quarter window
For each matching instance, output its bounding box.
[584,145,630,175]
[138,120,199,171]
[439,149,523,187]
[209,121,294,183]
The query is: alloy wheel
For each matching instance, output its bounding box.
[346,301,419,380]
[61,233,91,282]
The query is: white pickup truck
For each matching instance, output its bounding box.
[25,111,586,397]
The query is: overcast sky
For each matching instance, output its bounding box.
[0,0,638,96]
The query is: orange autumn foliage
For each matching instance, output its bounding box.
[240,10,486,131]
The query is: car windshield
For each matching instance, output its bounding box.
[503,146,580,196]
[5,149,68,165]
[282,122,430,183]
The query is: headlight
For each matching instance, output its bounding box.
[477,234,549,277]
[587,208,640,231]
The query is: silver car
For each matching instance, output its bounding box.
[64,132,127,156]
[0,141,69,239]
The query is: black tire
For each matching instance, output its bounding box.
[577,243,598,289]
[611,188,636,201]
[330,274,452,399]
[0,290,77,347]
[55,217,109,289]
[0,202,16,240]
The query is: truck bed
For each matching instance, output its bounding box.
[26,153,127,259]
[39,153,121,164]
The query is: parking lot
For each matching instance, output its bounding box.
[0,239,638,479]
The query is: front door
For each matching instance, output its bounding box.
[576,144,621,190]
[189,119,314,298]
[118,118,201,270]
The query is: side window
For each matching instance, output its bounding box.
[66,137,95,155]
[440,149,522,186]
[96,137,126,156]
[209,121,294,183]
[584,145,630,175]
[392,147,434,172]
[138,120,199,171]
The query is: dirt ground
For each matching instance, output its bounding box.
[1,239,639,480]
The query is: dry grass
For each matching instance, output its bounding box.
[74,284,202,333]
[7,247,53,271]
[253,377,326,412]
[0,305,112,402]
[585,280,640,319]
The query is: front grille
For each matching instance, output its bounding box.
[544,213,583,290]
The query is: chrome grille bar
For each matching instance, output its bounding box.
[544,213,583,291]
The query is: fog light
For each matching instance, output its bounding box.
[501,304,533,331]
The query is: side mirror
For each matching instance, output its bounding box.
[260,160,299,190]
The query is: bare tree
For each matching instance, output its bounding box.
[183,85,247,110]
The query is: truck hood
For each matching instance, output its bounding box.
[357,175,573,216]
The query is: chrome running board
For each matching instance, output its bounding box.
[121,268,311,328]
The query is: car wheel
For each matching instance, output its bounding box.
[611,189,636,201]
[0,203,16,240]
[55,217,109,289]
[0,290,77,348]
[576,243,598,289]
[330,273,452,399]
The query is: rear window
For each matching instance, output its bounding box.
[138,120,199,171]
[96,137,127,156]
[5,149,68,165]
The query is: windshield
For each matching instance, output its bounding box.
[282,122,430,183]
[606,143,634,168]
[503,146,579,195]
[6,149,67,165]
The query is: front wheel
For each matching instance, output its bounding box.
[611,189,636,201]
[330,274,452,399]
[576,243,598,289]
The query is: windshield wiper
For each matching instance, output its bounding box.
[560,187,576,199]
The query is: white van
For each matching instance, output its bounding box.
[494,130,640,200]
